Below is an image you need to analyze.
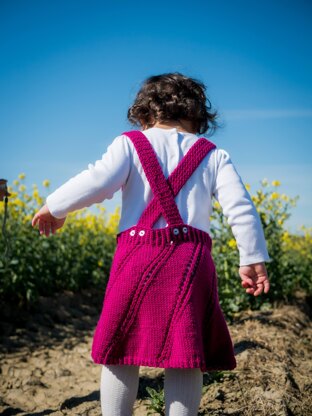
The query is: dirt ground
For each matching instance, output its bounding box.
[0,289,311,416]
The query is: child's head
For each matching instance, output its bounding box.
[127,72,219,135]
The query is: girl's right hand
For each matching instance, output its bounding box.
[32,204,66,237]
[239,262,270,296]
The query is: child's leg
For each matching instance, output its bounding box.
[100,364,140,416]
[164,367,203,416]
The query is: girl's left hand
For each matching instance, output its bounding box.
[239,262,270,296]
[32,204,66,237]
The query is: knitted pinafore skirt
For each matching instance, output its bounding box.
[91,130,237,373]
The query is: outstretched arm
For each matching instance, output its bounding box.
[31,134,131,236]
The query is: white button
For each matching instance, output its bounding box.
[173,228,179,235]
[139,230,145,236]
[130,230,136,236]
[182,227,188,233]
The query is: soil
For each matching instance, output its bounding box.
[0,289,311,416]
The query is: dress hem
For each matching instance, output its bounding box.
[91,353,237,373]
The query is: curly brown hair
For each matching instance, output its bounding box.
[127,72,219,135]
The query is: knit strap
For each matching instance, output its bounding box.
[136,137,216,228]
[122,130,184,227]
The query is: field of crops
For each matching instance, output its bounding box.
[1,175,311,318]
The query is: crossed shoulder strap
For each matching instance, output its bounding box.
[122,130,216,228]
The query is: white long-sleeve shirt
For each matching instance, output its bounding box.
[46,127,272,266]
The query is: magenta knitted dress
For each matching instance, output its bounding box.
[91,130,237,373]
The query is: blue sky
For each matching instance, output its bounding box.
[1,0,311,234]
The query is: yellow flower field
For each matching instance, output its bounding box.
[0,174,311,317]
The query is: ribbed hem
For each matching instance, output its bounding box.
[116,224,212,250]
[91,353,236,373]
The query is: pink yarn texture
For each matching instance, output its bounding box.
[91,130,237,373]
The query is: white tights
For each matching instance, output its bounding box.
[100,364,203,416]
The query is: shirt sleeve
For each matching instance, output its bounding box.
[212,148,272,267]
[45,134,131,219]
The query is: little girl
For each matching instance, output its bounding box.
[32,72,271,416]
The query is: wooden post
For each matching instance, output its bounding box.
[0,179,11,202]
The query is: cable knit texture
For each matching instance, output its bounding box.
[91,130,237,373]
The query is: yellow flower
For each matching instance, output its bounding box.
[18,173,26,180]
[98,260,104,267]
[19,185,26,192]
[261,178,268,187]
[14,199,26,208]
[35,196,44,205]
[245,183,251,191]
[228,239,237,249]
[33,189,40,199]
[78,234,87,245]
[42,180,50,188]
[261,213,268,222]
[281,231,291,243]
[270,192,279,200]
[272,180,281,187]
[13,180,19,186]
[23,214,32,223]
[213,201,221,210]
